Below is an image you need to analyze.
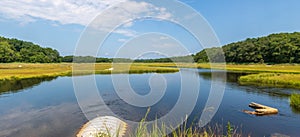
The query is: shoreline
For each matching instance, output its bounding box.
[1,63,300,89]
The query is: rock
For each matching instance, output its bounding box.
[77,116,127,137]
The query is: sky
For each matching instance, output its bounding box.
[0,0,300,57]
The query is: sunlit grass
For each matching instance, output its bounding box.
[0,63,179,81]
[149,63,300,73]
[225,64,300,88]
[165,63,300,89]
[164,63,300,73]
[2,63,300,88]
[239,73,300,89]
[290,93,300,110]
[222,64,300,73]
[0,63,72,80]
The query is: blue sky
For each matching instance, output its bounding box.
[0,0,300,57]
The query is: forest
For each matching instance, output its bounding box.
[136,32,300,63]
[194,32,300,63]
[0,37,60,63]
[1,32,300,63]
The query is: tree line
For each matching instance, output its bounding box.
[135,32,300,63]
[61,55,132,63]
[1,32,300,63]
[194,32,300,63]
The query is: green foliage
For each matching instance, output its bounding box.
[0,41,17,63]
[194,47,225,63]
[4,31,300,64]
[61,56,132,63]
[290,93,300,110]
[194,32,300,63]
[62,56,193,63]
[0,36,60,63]
[128,108,243,137]
[227,122,233,137]
[134,55,194,63]
[61,55,74,62]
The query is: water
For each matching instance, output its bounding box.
[0,69,299,137]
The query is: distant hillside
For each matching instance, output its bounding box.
[0,37,60,63]
[194,32,300,63]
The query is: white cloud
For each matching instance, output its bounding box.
[0,0,173,39]
[159,36,169,40]
[0,0,173,27]
[0,0,122,25]
[87,0,173,38]
[117,38,128,43]
[123,21,134,27]
[114,29,137,37]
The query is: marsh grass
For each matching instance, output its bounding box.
[155,63,300,74]
[156,63,300,89]
[91,108,244,137]
[0,63,72,80]
[224,64,300,89]
[127,119,242,137]
[0,63,179,81]
[290,93,300,110]
[217,64,300,73]
[239,73,300,89]
[126,109,243,137]
[2,63,300,88]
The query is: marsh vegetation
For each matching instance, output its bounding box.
[290,93,300,110]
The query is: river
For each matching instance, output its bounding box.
[0,69,299,137]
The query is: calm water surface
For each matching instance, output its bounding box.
[0,69,299,137]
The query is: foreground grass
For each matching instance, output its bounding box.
[94,109,243,137]
[0,63,179,81]
[131,120,242,137]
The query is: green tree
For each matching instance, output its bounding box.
[0,36,61,63]
[0,42,16,63]
[194,32,300,64]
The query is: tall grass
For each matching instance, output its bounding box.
[290,93,300,110]
[130,109,243,137]
[2,63,300,89]
[136,63,300,89]
[159,63,300,74]
[0,63,179,81]
[219,64,300,74]
[91,109,244,137]
[239,73,300,89]
[129,119,243,137]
